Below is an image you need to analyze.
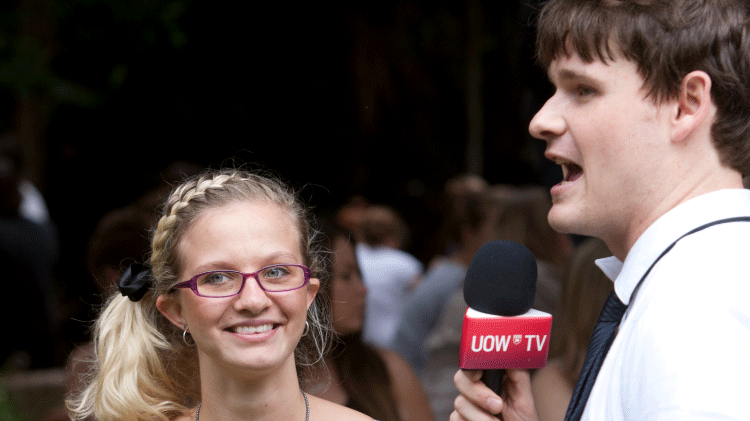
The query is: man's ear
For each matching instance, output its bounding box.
[672,70,713,143]
[156,294,187,330]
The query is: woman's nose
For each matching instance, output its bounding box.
[233,275,272,313]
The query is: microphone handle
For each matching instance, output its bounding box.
[481,369,506,395]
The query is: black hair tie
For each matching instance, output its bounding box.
[118,263,153,302]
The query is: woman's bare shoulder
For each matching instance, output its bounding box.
[308,395,375,421]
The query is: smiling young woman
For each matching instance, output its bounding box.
[66,169,374,421]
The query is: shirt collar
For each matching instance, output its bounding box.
[594,189,750,305]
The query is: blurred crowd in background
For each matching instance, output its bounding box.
[1,131,617,420]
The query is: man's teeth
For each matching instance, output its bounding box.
[560,162,583,182]
[232,324,273,334]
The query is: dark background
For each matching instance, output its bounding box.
[2,0,558,352]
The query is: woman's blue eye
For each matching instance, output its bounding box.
[203,272,231,284]
[263,266,291,278]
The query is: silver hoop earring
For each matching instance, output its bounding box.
[302,321,310,337]
[183,327,195,347]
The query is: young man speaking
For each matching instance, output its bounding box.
[452,1,750,420]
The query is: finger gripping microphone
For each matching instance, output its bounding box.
[459,240,553,392]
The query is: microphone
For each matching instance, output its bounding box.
[459,240,553,393]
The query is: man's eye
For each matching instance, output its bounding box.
[574,85,595,97]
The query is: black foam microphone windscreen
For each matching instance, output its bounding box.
[463,240,537,317]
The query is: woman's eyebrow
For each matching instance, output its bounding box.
[189,252,300,274]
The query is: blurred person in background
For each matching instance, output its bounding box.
[392,174,494,374]
[308,221,434,421]
[0,133,62,370]
[356,204,423,351]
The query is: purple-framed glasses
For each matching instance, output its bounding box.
[172,263,311,298]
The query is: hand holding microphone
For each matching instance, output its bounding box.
[453,368,536,421]
[453,240,548,421]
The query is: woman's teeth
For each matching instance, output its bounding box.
[232,324,273,334]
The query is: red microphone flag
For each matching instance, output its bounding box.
[459,308,552,369]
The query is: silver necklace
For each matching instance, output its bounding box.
[195,390,309,421]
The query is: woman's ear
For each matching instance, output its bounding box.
[672,70,713,143]
[156,294,187,330]
[306,278,320,309]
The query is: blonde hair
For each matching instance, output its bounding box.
[67,169,332,420]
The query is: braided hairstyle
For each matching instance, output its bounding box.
[67,169,332,421]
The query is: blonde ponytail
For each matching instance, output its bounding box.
[67,293,197,421]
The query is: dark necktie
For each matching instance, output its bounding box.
[564,291,628,421]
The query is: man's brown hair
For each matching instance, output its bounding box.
[536,0,750,175]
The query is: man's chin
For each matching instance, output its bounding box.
[547,206,581,236]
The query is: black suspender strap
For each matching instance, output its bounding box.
[630,216,750,305]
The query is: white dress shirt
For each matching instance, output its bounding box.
[584,189,750,420]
